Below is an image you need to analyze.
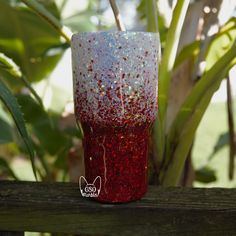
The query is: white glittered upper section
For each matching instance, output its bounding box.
[71,31,159,126]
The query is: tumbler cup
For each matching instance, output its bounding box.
[71,31,159,202]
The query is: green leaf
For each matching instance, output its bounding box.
[21,0,71,43]
[174,40,200,68]
[0,116,13,144]
[17,94,70,155]
[158,0,190,124]
[42,42,70,57]
[161,41,236,186]
[0,79,37,179]
[209,133,229,160]
[0,0,63,82]
[0,157,19,180]
[0,53,43,107]
[195,167,217,183]
[205,17,236,71]
[53,142,72,169]
[0,53,22,78]
[137,0,145,18]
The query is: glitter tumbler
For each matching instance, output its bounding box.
[71,32,159,203]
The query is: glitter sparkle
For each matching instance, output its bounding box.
[72,31,159,203]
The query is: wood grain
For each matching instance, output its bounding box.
[0,232,23,236]
[0,181,236,235]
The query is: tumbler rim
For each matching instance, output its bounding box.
[71,31,159,41]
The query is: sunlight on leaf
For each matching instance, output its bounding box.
[205,17,236,71]
[0,53,22,78]
[0,53,43,107]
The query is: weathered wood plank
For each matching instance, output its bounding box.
[0,181,236,235]
[0,231,24,236]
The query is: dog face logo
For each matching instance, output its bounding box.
[79,176,101,197]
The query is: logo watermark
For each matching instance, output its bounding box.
[79,176,101,197]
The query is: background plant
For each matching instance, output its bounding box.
[0,0,236,186]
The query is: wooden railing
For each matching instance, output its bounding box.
[0,181,236,235]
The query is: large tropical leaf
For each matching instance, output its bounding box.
[21,0,71,42]
[0,0,63,83]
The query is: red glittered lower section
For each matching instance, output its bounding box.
[81,122,151,203]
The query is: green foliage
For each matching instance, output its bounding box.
[145,0,236,185]
[16,94,81,180]
[0,79,37,179]
[21,0,71,42]
[174,40,200,68]
[152,0,190,163]
[17,94,73,155]
[0,53,22,78]
[161,42,236,186]
[0,52,43,107]
[0,0,63,83]
[0,116,13,145]
[205,18,236,71]
[0,0,85,182]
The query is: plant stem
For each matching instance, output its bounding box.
[158,0,190,125]
[226,76,235,180]
[109,0,126,31]
[146,0,158,32]
[153,0,190,172]
[21,0,71,43]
